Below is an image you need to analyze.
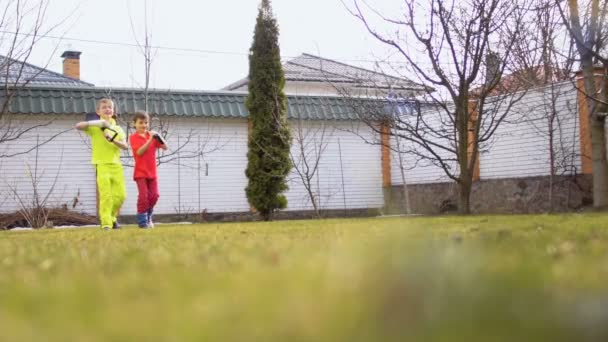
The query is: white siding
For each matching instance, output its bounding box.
[0,116,384,216]
[238,82,418,98]
[390,108,456,185]
[234,82,340,95]
[121,117,250,215]
[390,81,581,185]
[285,121,384,210]
[479,82,580,179]
[0,115,97,214]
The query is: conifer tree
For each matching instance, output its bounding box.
[245,0,292,221]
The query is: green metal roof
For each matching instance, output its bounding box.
[3,86,365,121]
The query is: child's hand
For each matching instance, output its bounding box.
[101,120,111,128]
[104,131,114,141]
[149,130,158,137]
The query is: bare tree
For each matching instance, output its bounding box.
[508,0,580,211]
[5,137,64,228]
[123,1,226,170]
[289,113,334,218]
[0,0,73,158]
[341,0,528,214]
[556,0,608,208]
[105,1,230,216]
[145,115,228,167]
[127,0,154,112]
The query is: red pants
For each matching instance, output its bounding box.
[135,178,159,213]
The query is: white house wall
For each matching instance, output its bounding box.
[122,117,251,216]
[285,120,384,211]
[479,81,580,179]
[390,81,581,185]
[0,115,385,216]
[0,115,97,214]
[390,108,456,185]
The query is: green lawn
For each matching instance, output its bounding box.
[1,214,608,341]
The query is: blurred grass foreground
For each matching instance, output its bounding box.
[2,214,608,341]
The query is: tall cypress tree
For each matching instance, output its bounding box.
[245,0,292,221]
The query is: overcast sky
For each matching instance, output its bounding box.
[22,0,401,91]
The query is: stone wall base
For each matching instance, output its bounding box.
[383,175,593,215]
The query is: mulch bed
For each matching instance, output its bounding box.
[0,208,97,230]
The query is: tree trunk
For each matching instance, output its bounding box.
[458,105,472,214]
[567,0,608,209]
[459,142,472,214]
[393,134,412,215]
[580,62,608,209]
[590,114,608,208]
[459,178,472,215]
[306,181,321,218]
[548,120,555,212]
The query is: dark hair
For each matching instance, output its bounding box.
[132,110,150,122]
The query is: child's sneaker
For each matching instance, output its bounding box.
[136,212,149,229]
[102,226,111,231]
[112,221,121,230]
[147,209,155,228]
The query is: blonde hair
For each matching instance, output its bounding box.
[96,98,117,120]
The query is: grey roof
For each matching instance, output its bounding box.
[4,86,379,121]
[223,53,424,91]
[0,55,421,121]
[0,55,94,88]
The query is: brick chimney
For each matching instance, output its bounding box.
[61,51,81,80]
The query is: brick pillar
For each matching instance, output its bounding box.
[575,66,606,175]
[467,100,481,181]
[380,121,392,187]
[380,120,400,213]
[61,51,81,80]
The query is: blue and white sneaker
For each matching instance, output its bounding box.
[147,209,155,228]
[136,212,149,229]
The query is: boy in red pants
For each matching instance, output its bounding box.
[129,111,168,228]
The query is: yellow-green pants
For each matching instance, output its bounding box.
[96,164,126,228]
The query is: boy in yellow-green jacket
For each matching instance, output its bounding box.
[75,98,128,230]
